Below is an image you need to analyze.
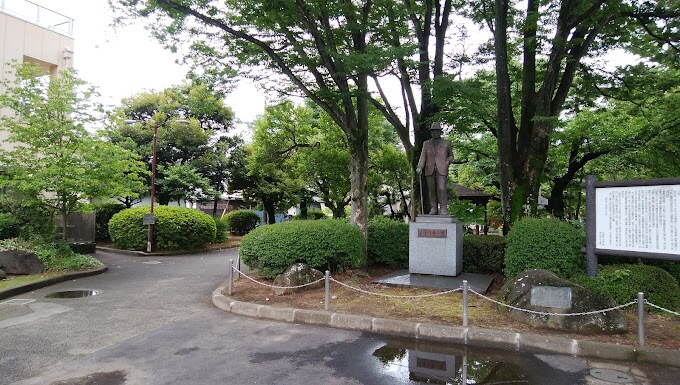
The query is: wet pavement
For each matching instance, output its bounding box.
[0,249,678,384]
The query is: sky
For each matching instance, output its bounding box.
[33,0,266,126]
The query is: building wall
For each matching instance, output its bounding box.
[0,10,75,149]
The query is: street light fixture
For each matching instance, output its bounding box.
[125,118,189,252]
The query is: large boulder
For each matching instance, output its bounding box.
[0,249,45,275]
[498,269,627,334]
[272,263,324,296]
[0,269,6,280]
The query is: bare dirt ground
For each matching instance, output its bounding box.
[228,267,680,351]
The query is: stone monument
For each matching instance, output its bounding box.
[410,122,463,276]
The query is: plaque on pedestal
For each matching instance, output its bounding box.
[409,215,463,276]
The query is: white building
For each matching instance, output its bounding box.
[1,0,75,149]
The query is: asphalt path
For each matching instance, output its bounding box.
[0,249,678,385]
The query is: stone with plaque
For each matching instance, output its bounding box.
[409,215,463,276]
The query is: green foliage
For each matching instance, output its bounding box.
[463,235,506,274]
[504,218,585,278]
[572,264,680,312]
[0,238,102,271]
[0,195,57,241]
[0,213,20,240]
[240,220,362,279]
[0,63,146,239]
[108,206,216,250]
[367,217,409,268]
[81,203,127,242]
[294,210,327,220]
[214,218,228,243]
[223,210,260,236]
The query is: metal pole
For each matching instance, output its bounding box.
[637,292,645,346]
[228,259,234,296]
[462,280,468,327]
[324,270,330,311]
[462,347,468,384]
[148,124,158,253]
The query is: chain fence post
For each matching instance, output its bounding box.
[325,271,330,311]
[462,280,468,327]
[228,259,234,296]
[637,292,645,346]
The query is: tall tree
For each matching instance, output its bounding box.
[486,0,680,233]
[0,63,146,238]
[113,0,402,263]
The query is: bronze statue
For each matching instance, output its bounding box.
[416,122,453,215]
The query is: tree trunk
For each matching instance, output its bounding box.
[212,198,218,217]
[348,87,370,267]
[262,199,276,224]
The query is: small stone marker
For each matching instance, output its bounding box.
[530,286,572,309]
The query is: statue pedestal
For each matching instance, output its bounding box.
[409,215,463,276]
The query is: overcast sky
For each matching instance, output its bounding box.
[34,0,266,125]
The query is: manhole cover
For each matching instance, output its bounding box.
[46,290,99,298]
[590,368,634,383]
[142,261,162,265]
[1,299,36,305]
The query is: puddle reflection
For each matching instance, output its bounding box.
[373,342,529,384]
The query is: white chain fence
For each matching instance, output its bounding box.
[229,265,679,317]
[330,277,462,299]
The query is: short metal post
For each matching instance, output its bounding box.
[637,292,645,346]
[228,259,234,296]
[324,270,330,311]
[462,347,468,384]
[462,280,469,327]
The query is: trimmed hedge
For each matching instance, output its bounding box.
[463,235,505,274]
[572,264,680,312]
[223,210,260,236]
[0,212,21,240]
[108,206,216,251]
[505,218,585,279]
[214,218,229,243]
[367,217,409,268]
[240,220,362,279]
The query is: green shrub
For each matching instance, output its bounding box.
[89,203,126,242]
[294,210,327,220]
[572,264,680,312]
[223,210,260,235]
[463,235,505,274]
[598,254,680,284]
[214,218,229,243]
[240,220,362,279]
[0,212,20,240]
[0,197,56,241]
[109,206,216,251]
[367,217,409,268]
[0,238,102,271]
[504,217,584,279]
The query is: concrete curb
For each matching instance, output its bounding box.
[211,283,680,367]
[96,245,236,257]
[0,265,109,300]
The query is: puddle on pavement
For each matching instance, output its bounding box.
[46,290,99,298]
[369,339,584,385]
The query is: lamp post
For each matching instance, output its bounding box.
[125,118,189,252]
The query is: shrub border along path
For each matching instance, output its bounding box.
[212,283,680,368]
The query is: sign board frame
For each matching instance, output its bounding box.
[143,214,156,225]
[585,175,680,276]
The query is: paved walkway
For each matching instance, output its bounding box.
[0,249,677,384]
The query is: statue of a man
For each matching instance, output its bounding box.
[416,122,453,215]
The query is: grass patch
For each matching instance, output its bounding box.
[0,272,62,290]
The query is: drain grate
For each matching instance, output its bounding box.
[1,299,36,305]
[590,369,634,383]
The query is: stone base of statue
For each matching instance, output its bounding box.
[409,215,463,276]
